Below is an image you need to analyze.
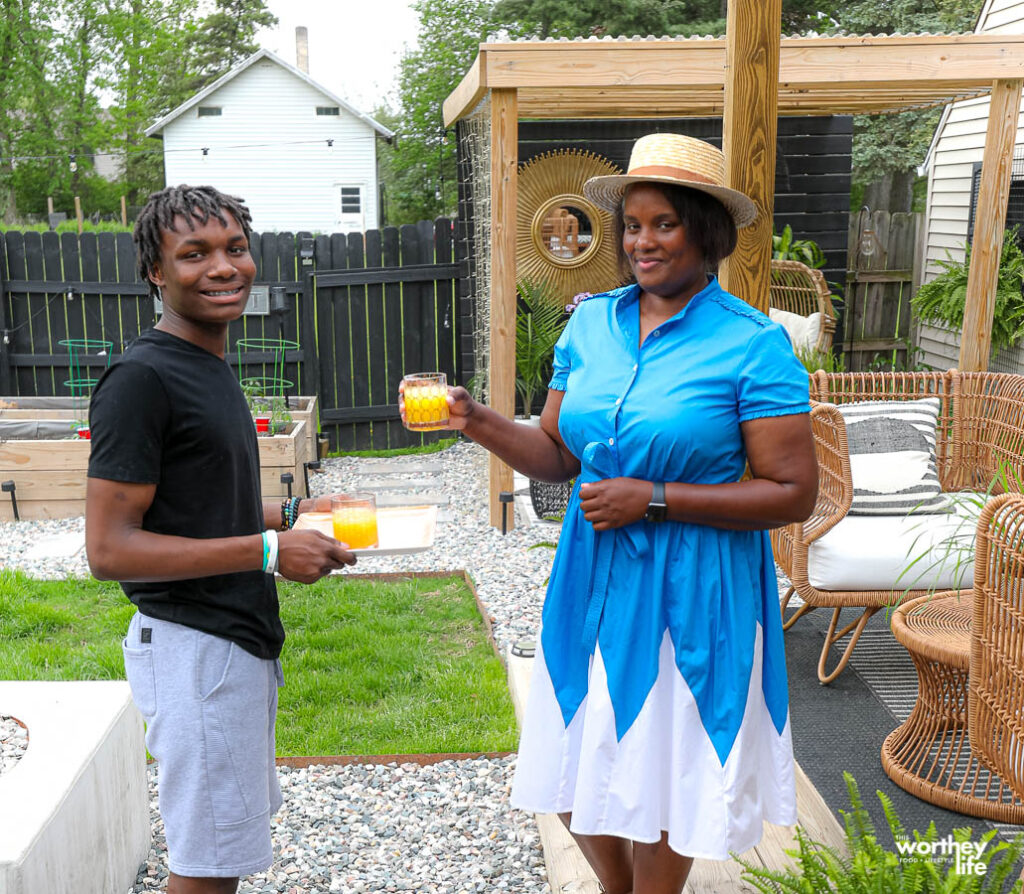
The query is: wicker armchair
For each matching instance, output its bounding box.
[768,259,837,352]
[878,493,1024,821]
[968,492,1024,802]
[773,370,1024,683]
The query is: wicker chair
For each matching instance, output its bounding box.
[768,259,837,352]
[968,492,1024,802]
[773,370,1024,683]
[879,493,1024,821]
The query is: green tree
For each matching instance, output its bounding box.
[382,0,495,225]
[183,0,277,94]
[828,0,987,204]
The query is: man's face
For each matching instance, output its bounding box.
[149,212,256,325]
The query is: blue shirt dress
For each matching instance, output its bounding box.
[509,277,809,859]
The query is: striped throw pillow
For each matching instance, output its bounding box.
[838,397,949,515]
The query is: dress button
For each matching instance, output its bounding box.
[632,364,638,372]
[653,330,661,337]
[615,398,622,405]
[608,438,615,446]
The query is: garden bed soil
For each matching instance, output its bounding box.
[0,395,319,462]
[0,418,311,521]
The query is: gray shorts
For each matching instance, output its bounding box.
[122,611,284,878]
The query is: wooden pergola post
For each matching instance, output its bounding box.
[719,0,781,312]
[489,88,518,528]
[959,78,1024,372]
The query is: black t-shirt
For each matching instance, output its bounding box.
[88,328,283,659]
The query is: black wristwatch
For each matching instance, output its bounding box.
[645,481,668,523]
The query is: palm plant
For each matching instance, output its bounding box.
[515,279,569,418]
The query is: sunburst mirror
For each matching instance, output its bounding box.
[517,150,623,300]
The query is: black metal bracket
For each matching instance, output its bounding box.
[280,472,293,500]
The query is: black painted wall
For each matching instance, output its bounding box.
[454,115,851,385]
[517,116,851,293]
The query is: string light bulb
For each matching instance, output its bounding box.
[68,154,77,173]
[326,139,334,151]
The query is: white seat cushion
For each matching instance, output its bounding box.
[807,494,983,592]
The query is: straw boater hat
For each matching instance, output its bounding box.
[583,133,757,229]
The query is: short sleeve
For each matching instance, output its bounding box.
[88,361,170,483]
[737,323,811,422]
[548,307,580,392]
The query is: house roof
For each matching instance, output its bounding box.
[921,0,1020,171]
[145,48,394,139]
[444,31,1024,125]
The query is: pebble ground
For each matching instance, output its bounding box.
[0,440,556,893]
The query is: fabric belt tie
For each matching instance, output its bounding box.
[578,440,650,651]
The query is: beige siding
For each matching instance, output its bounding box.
[916,321,1024,372]
[161,59,381,233]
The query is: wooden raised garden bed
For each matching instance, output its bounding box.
[0,405,312,521]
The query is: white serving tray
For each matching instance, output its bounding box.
[292,505,438,556]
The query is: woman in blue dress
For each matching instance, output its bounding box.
[414,133,817,893]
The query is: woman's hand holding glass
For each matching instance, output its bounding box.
[398,375,475,432]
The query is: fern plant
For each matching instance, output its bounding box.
[737,772,1024,893]
[912,229,1024,357]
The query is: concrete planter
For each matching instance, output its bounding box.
[0,681,150,894]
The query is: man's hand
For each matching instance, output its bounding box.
[277,529,356,583]
[578,477,651,531]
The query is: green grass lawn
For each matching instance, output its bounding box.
[0,569,517,756]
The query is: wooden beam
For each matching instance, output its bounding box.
[959,78,1023,372]
[476,34,1024,92]
[442,50,486,127]
[719,0,781,311]
[488,88,518,529]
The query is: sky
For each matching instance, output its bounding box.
[258,0,421,116]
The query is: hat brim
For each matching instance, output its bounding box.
[583,174,757,229]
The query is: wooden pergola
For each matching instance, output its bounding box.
[443,9,1024,528]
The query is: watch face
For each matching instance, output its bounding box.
[645,503,667,523]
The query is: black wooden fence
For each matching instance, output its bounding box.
[0,221,464,451]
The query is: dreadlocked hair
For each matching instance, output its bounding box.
[133,185,253,296]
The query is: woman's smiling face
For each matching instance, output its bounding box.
[622,183,708,304]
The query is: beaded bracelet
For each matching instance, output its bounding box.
[280,495,303,530]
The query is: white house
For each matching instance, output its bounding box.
[145,48,394,234]
[918,0,1024,372]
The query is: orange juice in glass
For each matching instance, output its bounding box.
[402,372,449,431]
[331,493,379,549]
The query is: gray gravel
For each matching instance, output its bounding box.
[0,440,555,892]
[0,715,28,777]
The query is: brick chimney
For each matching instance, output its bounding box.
[296,26,309,73]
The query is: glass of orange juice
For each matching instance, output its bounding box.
[331,493,378,549]
[402,372,449,431]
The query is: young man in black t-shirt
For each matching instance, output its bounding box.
[86,185,355,894]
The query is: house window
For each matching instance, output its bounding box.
[316,106,340,116]
[341,186,362,214]
[968,149,1024,249]
[197,106,222,117]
